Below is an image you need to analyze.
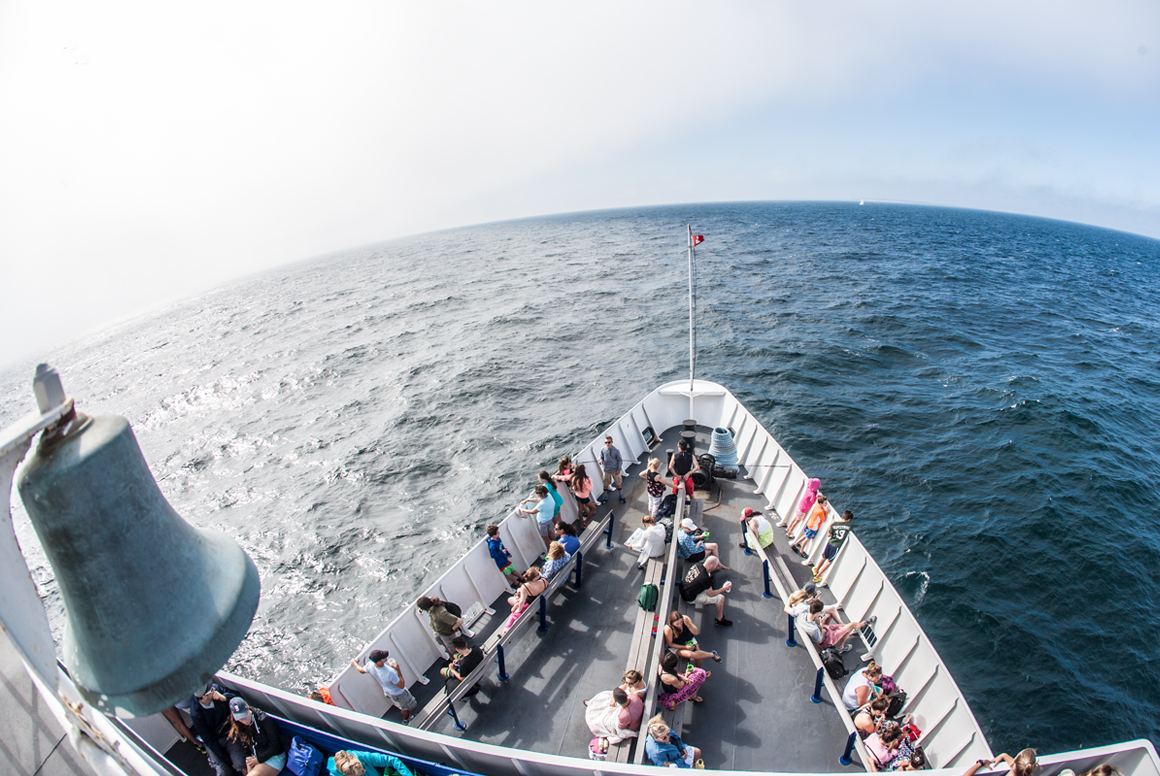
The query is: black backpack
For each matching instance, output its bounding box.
[657,494,677,518]
[884,690,908,718]
[820,648,848,679]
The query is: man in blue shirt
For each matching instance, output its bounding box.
[597,436,627,503]
[677,517,724,565]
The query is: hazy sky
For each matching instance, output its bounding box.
[1,1,1157,369]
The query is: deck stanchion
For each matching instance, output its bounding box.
[605,512,615,549]
[762,559,773,598]
[786,614,797,647]
[573,551,584,589]
[742,519,753,555]
[811,666,825,703]
[839,731,857,765]
[496,645,509,681]
[447,701,467,732]
[537,595,549,633]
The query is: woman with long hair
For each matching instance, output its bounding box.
[664,611,722,667]
[503,567,547,632]
[225,698,286,776]
[657,651,710,710]
[570,464,595,527]
[639,457,669,517]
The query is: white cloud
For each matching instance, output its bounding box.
[1,0,1157,367]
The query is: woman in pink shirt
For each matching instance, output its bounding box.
[570,464,595,527]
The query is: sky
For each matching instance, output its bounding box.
[1,1,1158,369]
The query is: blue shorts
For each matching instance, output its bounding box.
[822,543,837,561]
[261,752,287,772]
[803,527,818,539]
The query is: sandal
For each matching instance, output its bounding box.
[711,651,722,663]
[692,696,704,703]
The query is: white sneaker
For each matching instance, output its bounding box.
[800,559,812,566]
[859,651,874,663]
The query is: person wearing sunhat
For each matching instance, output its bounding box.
[226,696,287,775]
[189,683,247,776]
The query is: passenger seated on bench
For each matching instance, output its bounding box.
[806,598,873,652]
[864,722,907,772]
[503,567,548,632]
[329,749,415,776]
[677,557,733,627]
[440,637,484,697]
[854,696,890,738]
[626,514,667,569]
[677,518,726,567]
[226,697,287,776]
[416,596,474,651]
[555,521,581,557]
[842,661,884,711]
[541,541,569,581]
[620,669,647,700]
[664,611,722,667]
[645,714,703,768]
[584,687,643,743]
[658,651,710,710]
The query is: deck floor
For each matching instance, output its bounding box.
[415,424,865,772]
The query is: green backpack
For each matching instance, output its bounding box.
[637,583,659,611]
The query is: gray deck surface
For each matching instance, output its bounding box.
[412,424,867,773]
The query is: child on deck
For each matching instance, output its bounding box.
[790,493,828,558]
[486,525,521,586]
[806,509,853,585]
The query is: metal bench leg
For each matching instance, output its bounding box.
[839,731,857,765]
[447,700,467,732]
[762,559,773,598]
[537,595,549,633]
[605,512,615,548]
[496,645,509,681]
[572,551,583,589]
[786,614,797,647]
[811,666,825,703]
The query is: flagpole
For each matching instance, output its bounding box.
[687,224,695,396]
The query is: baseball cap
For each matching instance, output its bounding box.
[680,518,696,531]
[229,696,250,720]
[804,582,817,596]
[368,650,390,663]
[742,508,762,517]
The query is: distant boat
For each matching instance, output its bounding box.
[860,200,865,205]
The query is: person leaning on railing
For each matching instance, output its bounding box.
[961,749,1038,776]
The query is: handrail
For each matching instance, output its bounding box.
[745,520,874,772]
[633,482,688,766]
[415,510,615,730]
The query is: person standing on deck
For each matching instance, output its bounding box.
[668,439,700,496]
[807,509,853,585]
[538,470,564,524]
[519,484,556,552]
[598,436,627,504]
[349,650,417,724]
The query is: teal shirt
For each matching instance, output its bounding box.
[327,750,414,776]
[545,480,563,517]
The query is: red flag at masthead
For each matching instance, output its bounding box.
[691,234,705,246]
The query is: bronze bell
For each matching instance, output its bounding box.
[16,410,260,716]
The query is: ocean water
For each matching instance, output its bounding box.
[2,202,1158,757]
